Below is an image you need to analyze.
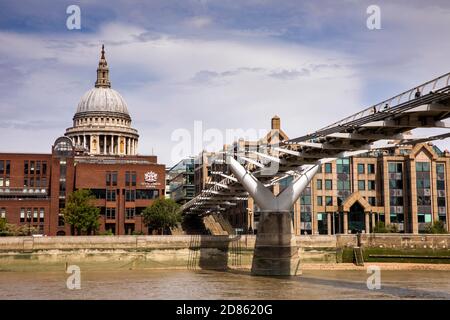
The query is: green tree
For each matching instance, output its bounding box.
[0,218,37,237]
[373,221,399,233]
[63,189,100,235]
[424,220,448,234]
[0,218,6,236]
[373,221,387,233]
[142,198,182,235]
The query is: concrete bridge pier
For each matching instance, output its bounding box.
[251,211,301,276]
[226,155,320,276]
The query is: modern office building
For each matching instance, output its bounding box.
[193,116,450,235]
[0,46,165,235]
[167,158,195,204]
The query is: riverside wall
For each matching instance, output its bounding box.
[0,234,449,271]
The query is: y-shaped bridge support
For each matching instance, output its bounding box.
[227,155,320,276]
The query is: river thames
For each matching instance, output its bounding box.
[0,269,449,299]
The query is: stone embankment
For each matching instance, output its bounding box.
[0,234,448,271]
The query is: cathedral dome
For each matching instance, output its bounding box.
[65,45,139,156]
[76,87,129,116]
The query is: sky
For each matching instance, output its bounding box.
[0,0,450,166]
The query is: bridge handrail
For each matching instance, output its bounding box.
[315,71,450,133]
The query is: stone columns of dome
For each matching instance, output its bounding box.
[127,138,131,155]
[110,135,113,154]
[120,136,125,155]
[83,134,87,149]
[103,135,107,155]
[131,139,134,155]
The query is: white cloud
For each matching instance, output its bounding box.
[185,16,213,28]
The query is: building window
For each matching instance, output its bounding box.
[368,180,376,190]
[58,214,65,226]
[0,208,5,219]
[358,180,365,191]
[337,180,350,190]
[42,162,47,175]
[24,161,29,175]
[416,162,432,229]
[416,162,430,172]
[325,196,333,206]
[418,208,432,223]
[33,208,38,223]
[368,197,376,206]
[367,164,375,174]
[125,171,137,187]
[125,172,130,186]
[336,158,350,174]
[0,178,7,187]
[388,162,403,173]
[106,189,116,201]
[125,208,136,219]
[39,208,44,223]
[106,172,118,186]
[0,160,10,175]
[20,208,25,223]
[90,189,106,199]
[325,179,332,190]
[324,163,332,174]
[436,163,446,221]
[416,179,431,189]
[106,208,116,219]
[317,196,323,206]
[316,179,322,190]
[357,163,365,174]
[26,208,32,224]
[136,189,159,199]
[388,162,404,224]
[132,172,136,186]
[125,189,136,202]
[300,195,311,205]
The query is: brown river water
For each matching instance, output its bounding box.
[0,269,449,299]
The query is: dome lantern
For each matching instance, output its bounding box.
[95,44,111,88]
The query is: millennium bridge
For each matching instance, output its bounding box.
[182,72,450,275]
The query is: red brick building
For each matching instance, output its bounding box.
[0,46,165,235]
